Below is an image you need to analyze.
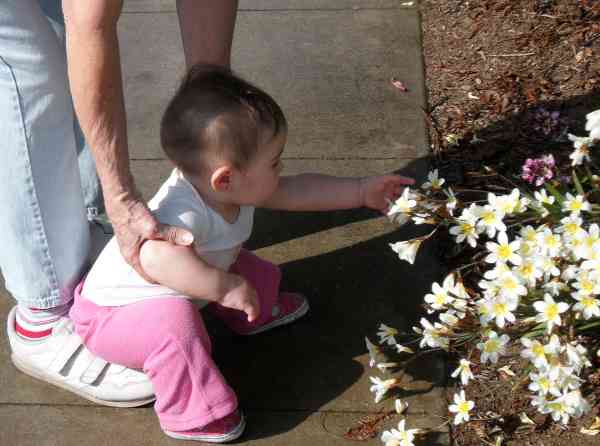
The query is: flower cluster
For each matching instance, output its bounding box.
[368,109,600,444]
[521,154,555,186]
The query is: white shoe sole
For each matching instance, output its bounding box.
[164,413,246,443]
[11,353,155,408]
[242,296,309,335]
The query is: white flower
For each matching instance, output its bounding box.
[571,269,600,296]
[496,271,527,301]
[377,362,400,372]
[488,189,520,215]
[448,390,475,425]
[390,239,422,265]
[534,189,556,206]
[395,399,408,415]
[565,390,591,419]
[377,323,399,346]
[477,330,510,364]
[536,227,562,258]
[564,342,592,372]
[422,169,445,190]
[424,278,455,311]
[485,232,522,265]
[515,258,543,286]
[446,188,457,216]
[451,359,474,385]
[568,135,592,166]
[529,371,561,397]
[533,294,570,334]
[395,343,415,354]
[419,318,449,350]
[474,205,506,238]
[387,188,417,223]
[369,376,398,403]
[380,419,420,446]
[488,294,517,328]
[449,207,480,248]
[365,337,381,367]
[543,391,579,424]
[521,337,548,368]
[543,279,566,297]
[563,193,591,215]
[557,215,585,241]
[577,224,600,260]
[585,109,600,140]
[572,294,600,319]
[540,257,560,280]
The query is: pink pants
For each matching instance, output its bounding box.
[69,249,281,431]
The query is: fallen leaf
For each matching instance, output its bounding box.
[589,416,600,430]
[580,428,599,436]
[519,412,535,425]
[391,77,408,92]
[498,365,515,377]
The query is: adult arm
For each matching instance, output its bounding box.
[62,0,193,281]
[176,0,239,68]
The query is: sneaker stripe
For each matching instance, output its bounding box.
[14,322,52,339]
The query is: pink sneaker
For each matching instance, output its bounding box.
[163,410,246,443]
[241,292,309,335]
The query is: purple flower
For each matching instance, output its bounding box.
[521,154,556,187]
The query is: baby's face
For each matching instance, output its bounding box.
[234,127,286,206]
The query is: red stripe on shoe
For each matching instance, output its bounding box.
[14,321,52,339]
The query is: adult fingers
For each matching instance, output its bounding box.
[154,223,194,246]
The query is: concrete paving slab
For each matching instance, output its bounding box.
[0,405,447,446]
[124,1,414,13]
[120,9,427,160]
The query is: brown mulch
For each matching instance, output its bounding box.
[418,1,600,445]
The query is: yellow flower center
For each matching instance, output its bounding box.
[539,377,550,391]
[493,302,507,315]
[569,201,582,211]
[533,344,546,358]
[583,297,596,309]
[458,401,471,414]
[435,293,447,306]
[461,222,474,235]
[545,303,559,320]
[484,339,499,353]
[498,245,512,259]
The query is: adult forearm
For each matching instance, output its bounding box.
[63,1,134,202]
[176,0,238,68]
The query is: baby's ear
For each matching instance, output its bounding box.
[210,165,233,192]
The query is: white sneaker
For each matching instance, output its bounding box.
[6,306,155,407]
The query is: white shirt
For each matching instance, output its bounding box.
[81,169,254,307]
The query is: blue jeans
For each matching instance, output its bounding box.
[0,0,103,308]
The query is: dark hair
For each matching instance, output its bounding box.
[160,64,287,175]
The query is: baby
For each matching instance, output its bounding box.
[69,64,414,443]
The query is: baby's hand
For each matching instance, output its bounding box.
[220,275,260,322]
[360,174,415,213]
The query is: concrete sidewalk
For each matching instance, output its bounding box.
[0,1,449,444]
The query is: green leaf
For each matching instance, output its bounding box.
[572,169,585,196]
[544,182,564,205]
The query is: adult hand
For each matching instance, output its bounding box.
[106,190,194,283]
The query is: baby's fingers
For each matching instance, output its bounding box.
[245,295,261,322]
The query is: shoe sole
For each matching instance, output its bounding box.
[242,296,310,336]
[164,413,246,443]
[11,354,155,408]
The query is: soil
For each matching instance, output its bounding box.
[418,1,600,445]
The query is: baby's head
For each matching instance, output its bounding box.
[161,64,287,205]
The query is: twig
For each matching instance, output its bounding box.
[486,52,536,57]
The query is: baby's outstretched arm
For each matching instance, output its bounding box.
[263,173,414,212]
[139,241,260,321]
